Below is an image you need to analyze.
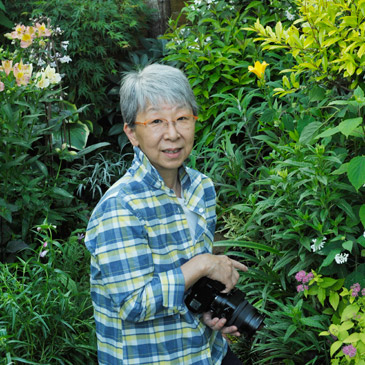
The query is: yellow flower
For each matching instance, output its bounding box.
[2,60,13,75]
[248,61,269,79]
[20,32,33,48]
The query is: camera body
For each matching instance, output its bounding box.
[185,277,264,338]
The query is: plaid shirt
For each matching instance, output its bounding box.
[85,147,227,364]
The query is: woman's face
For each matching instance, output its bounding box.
[124,102,196,183]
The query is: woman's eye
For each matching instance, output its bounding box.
[150,119,163,125]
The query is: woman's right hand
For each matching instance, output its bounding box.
[181,253,248,293]
[203,254,248,293]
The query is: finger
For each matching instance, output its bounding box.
[221,325,239,335]
[212,317,227,331]
[231,259,248,272]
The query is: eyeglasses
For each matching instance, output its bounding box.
[134,115,198,132]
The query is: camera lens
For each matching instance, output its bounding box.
[226,299,265,338]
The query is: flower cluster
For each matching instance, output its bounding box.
[350,283,365,297]
[0,59,33,88]
[311,237,326,252]
[0,59,61,90]
[5,23,52,49]
[295,270,314,292]
[334,252,349,264]
[35,65,62,88]
[342,344,357,358]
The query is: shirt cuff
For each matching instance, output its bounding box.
[158,267,186,312]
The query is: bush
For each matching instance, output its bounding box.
[3,0,153,125]
[0,20,108,261]
[0,224,97,364]
[164,0,365,363]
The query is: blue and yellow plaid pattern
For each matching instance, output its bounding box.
[85,147,227,364]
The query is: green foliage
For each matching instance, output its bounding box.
[0,21,108,261]
[75,150,133,201]
[252,296,331,364]
[0,0,12,28]
[245,0,365,91]
[0,223,97,363]
[4,0,152,123]
[169,0,365,363]
[300,271,365,364]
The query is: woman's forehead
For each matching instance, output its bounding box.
[142,101,191,113]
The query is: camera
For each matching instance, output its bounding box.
[185,277,265,338]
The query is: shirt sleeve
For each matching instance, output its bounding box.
[86,195,187,323]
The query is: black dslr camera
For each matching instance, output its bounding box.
[185,277,265,338]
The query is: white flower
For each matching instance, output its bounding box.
[363,231,365,238]
[311,237,326,252]
[285,10,295,21]
[35,73,50,89]
[335,253,349,264]
[59,55,72,63]
[37,58,46,66]
[44,65,61,84]
[61,41,69,50]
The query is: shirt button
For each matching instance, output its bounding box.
[198,208,204,213]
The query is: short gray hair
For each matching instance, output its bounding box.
[119,64,198,128]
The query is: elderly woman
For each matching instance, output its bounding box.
[85,64,247,364]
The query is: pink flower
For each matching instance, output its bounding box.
[42,241,48,248]
[350,283,361,297]
[295,270,306,282]
[350,283,361,292]
[35,22,52,37]
[297,284,308,292]
[0,81,4,92]
[1,60,13,75]
[362,288,365,296]
[342,344,356,358]
[302,273,313,283]
[39,250,48,258]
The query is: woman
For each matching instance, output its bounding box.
[85,64,247,364]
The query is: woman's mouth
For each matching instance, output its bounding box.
[162,148,182,157]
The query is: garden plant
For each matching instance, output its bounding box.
[1,0,365,363]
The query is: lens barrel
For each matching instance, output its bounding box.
[185,277,265,338]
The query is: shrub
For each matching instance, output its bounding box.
[0,21,107,261]
[0,224,97,364]
[3,0,153,124]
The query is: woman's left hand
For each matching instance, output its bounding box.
[202,311,241,336]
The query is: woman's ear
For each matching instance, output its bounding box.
[123,123,139,146]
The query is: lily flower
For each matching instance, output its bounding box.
[1,60,13,75]
[248,61,269,79]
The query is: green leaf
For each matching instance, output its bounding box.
[342,240,353,251]
[299,122,322,143]
[283,324,297,343]
[318,286,326,306]
[214,240,282,255]
[320,248,341,268]
[300,317,326,329]
[338,117,363,137]
[343,333,360,343]
[359,204,365,228]
[76,142,110,157]
[51,187,74,199]
[53,121,90,150]
[330,341,343,357]
[347,156,365,190]
[316,126,340,139]
[341,304,359,322]
[329,291,339,311]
